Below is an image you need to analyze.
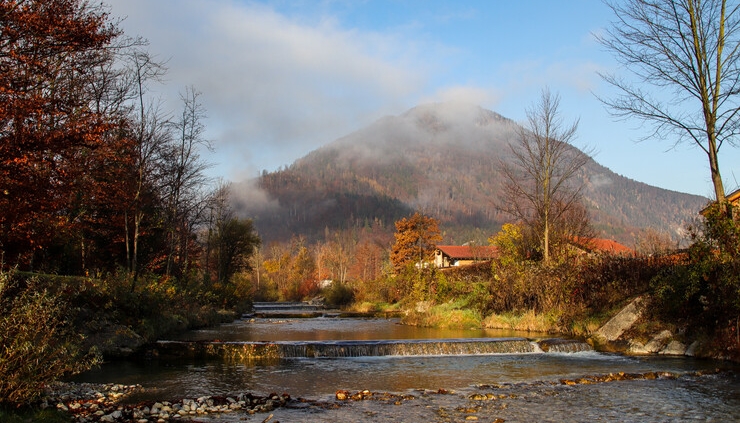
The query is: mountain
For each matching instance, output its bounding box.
[232,102,708,247]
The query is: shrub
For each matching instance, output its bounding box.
[323,282,355,308]
[0,271,100,406]
[649,205,740,335]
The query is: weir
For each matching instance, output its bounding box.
[153,338,591,361]
[252,302,323,312]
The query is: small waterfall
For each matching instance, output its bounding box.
[278,338,537,358]
[536,338,593,353]
[154,338,596,361]
[252,302,322,312]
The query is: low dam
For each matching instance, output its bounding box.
[152,337,592,360]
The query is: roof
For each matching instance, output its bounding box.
[572,237,634,255]
[728,188,740,203]
[436,245,499,259]
[700,188,740,215]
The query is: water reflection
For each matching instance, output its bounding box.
[169,316,544,342]
[78,350,731,402]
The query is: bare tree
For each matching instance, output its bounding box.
[598,0,740,207]
[498,88,591,264]
[122,48,169,285]
[162,86,213,277]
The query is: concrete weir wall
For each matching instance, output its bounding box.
[152,338,592,360]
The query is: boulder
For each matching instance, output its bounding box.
[685,340,701,356]
[660,340,687,355]
[627,340,649,355]
[643,330,672,353]
[594,297,643,342]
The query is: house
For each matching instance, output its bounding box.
[700,187,740,218]
[571,237,634,256]
[434,245,499,268]
[729,188,740,206]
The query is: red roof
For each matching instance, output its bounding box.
[573,237,634,255]
[436,245,499,259]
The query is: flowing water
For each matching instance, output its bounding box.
[74,311,740,422]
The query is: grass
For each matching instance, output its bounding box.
[482,310,560,333]
[402,300,482,329]
[348,301,401,313]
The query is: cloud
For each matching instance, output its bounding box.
[106,0,426,179]
[424,86,499,107]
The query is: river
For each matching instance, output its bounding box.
[74,311,740,422]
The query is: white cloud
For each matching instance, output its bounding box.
[106,0,425,179]
[425,86,499,107]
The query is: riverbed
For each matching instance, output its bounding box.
[73,315,740,422]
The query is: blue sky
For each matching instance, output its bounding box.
[106,0,740,198]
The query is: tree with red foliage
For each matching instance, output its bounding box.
[0,0,120,269]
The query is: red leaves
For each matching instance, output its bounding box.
[0,0,121,270]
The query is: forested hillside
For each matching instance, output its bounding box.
[234,102,707,247]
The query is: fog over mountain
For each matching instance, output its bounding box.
[232,102,708,247]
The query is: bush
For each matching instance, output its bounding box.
[323,282,355,308]
[0,271,100,406]
[649,205,740,334]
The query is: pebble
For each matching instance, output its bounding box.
[42,382,295,422]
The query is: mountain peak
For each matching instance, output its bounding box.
[237,103,706,246]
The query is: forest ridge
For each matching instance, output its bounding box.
[233,102,707,247]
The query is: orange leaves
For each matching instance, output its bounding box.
[390,212,442,272]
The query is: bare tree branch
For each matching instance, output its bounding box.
[597,0,740,204]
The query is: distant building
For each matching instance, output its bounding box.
[434,245,499,268]
[570,237,634,256]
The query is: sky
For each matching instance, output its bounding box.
[104,0,740,198]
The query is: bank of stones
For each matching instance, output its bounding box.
[44,383,295,422]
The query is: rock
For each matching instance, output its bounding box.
[85,322,146,358]
[628,340,649,355]
[594,297,643,342]
[685,340,700,356]
[644,330,672,353]
[660,340,687,355]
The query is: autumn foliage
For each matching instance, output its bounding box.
[0,0,120,267]
[390,212,442,272]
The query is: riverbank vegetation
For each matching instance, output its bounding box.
[0,0,261,408]
[244,202,740,361]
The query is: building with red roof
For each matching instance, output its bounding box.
[571,237,634,256]
[434,245,499,268]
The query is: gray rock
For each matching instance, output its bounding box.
[660,340,687,355]
[685,340,700,356]
[628,340,649,355]
[595,297,643,342]
[644,330,672,353]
